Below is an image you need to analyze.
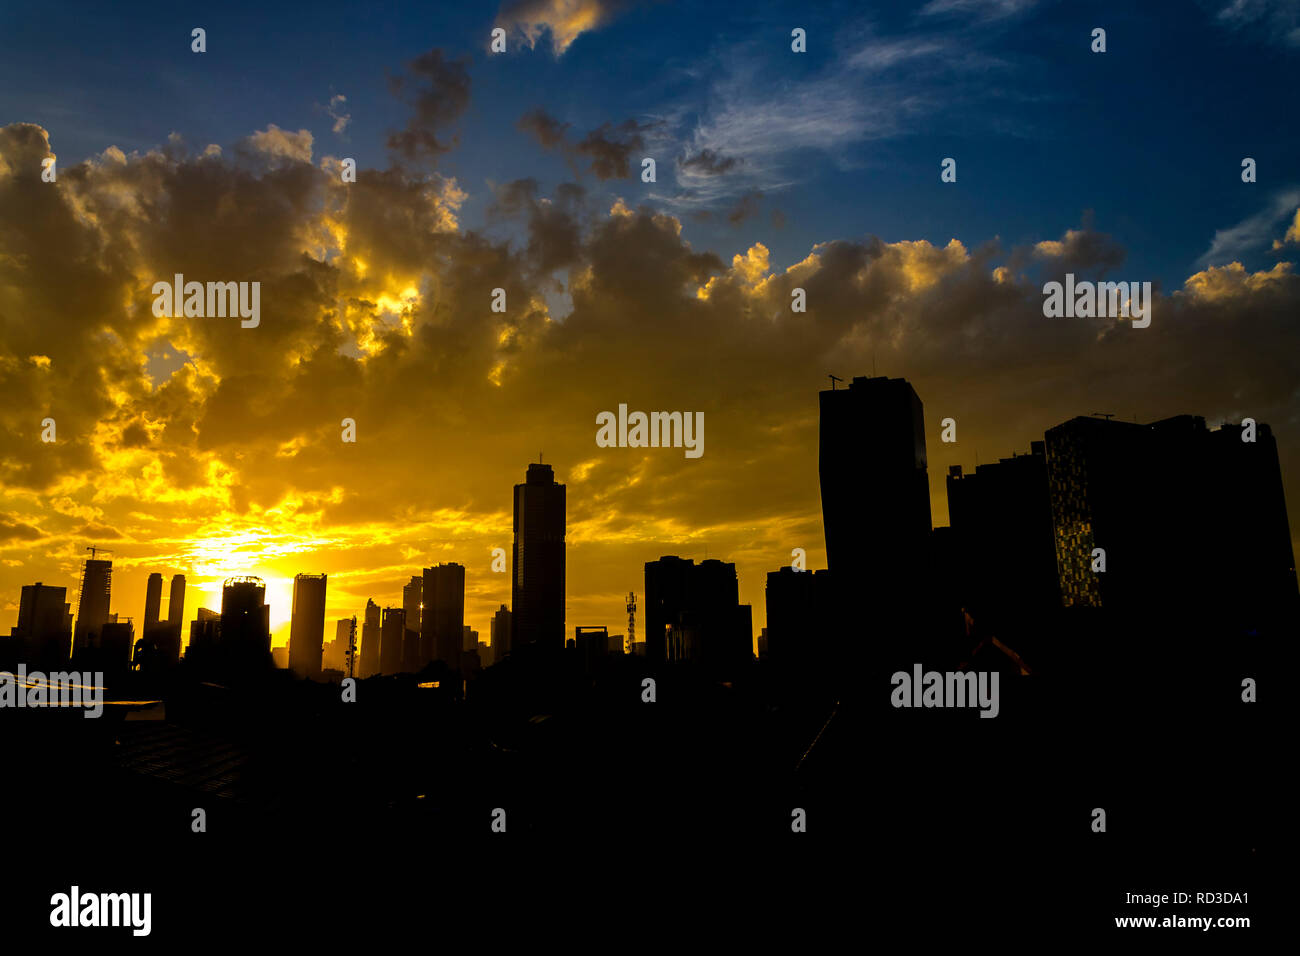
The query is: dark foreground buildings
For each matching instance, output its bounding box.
[644,556,752,674]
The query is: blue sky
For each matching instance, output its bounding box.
[3,0,1298,289]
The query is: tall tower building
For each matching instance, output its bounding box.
[422,563,465,674]
[220,576,272,673]
[403,575,423,665]
[72,558,112,652]
[288,573,328,679]
[168,575,186,628]
[380,607,406,675]
[491,604,512,662]
[818,376,931,642]
[511,462,566,653]
[9,582,73,667]
[143,573,163,629]
[360,599,382,678]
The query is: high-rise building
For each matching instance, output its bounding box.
[818,376,931,636]
[764,566,833,671]
[511,462,566,652]
[462,625,479,652]
[491,604,512,662]
[1044,414,1298,630]
[644,556,752,672]
[422,563,465,674]
[288,573,327,679]
[381,607,406,675]
[187,608,221,660]
[360,599,382,678]
[163,574,186,664]
[8,582,73,667]
[168,574,186,628]
[72,558,112,653]
[143,573,163,629]
[220,576,272,674]
[946,441,1059,644]
[403,575,423,664]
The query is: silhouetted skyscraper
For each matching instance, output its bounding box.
[8,582,73,668]
[168,574,186,629]
[360,599,381,678]
[491,604,512,662]
[143,573,163,629]
[220,576,272,675]
[72,558,112,652]
[644,556,752,673]
[946,441,1059,645]
[1044,414,1298,632]
[289,573,327,679]
[403,575,422,665]
[764,566,833,672]
[381,607,406,675]
[820,375,931,578]
[512,462,566,652]
[422,563,465,674]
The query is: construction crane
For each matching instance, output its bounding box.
[625,592,636,655]
[85,546,113,559]
[1092,412,1116,421]
[827,374,844,390]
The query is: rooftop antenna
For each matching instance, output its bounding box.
[828,374,844,390]
[625,591,636,654]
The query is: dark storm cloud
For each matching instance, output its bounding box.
[515,109,661,180]
[386,49,472,162]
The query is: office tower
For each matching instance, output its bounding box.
[574,626,610,673]
[511,462,566,652]
[271,645,289,668]
[220,576,272,673]
[644,556,752,672]
[288,573,327,679]
[143,573,163,629]
[8,582,73,667]
[1044,415,1297,631]
[381,607,406,675]
[72,558,112,652]
[477,638,492,667]
[946,441,1059,644]
[168,574,186,628]
[323,617,354,673]
[100,620,135,668]
[422,563,465,674]
[162,574,186,664]
[403,575,423,664]
[462,625,479,652]
[818,375,932,633]
[758,627,769,660]
[288,573,328,677]
[187,608,220,658]
[491,605,512,662]
[360,599,382,678]
[764,566,834,670]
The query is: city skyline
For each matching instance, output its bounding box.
[5,391,1294,672]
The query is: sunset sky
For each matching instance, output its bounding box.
[2,0,1298,648]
